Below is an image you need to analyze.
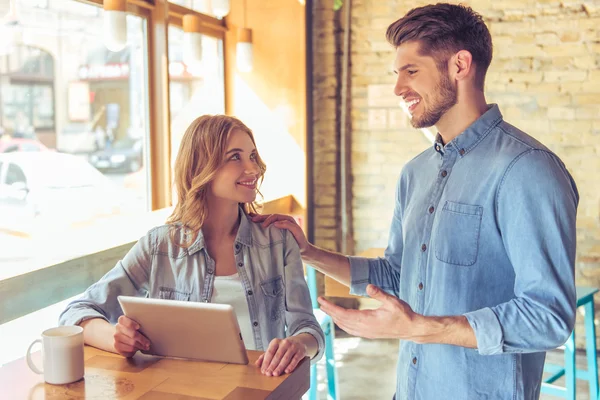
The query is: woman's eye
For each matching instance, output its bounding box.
[229,153,240,161]
[250,153,257,160]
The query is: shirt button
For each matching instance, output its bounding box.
[441,170,448,177]
[412,357,417,365]
[428,206,434,214]
[459,149,465,156]
[253,321,259,327]
[421,244,427,252]
[235,244,240,250]
[238,262,243,267]
[418,282,424,290]
[207,268,214,274]
[247,290,253,296]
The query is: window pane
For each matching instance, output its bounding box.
[168,25,225,200]
[0,1,150,277]
[169,0,225,19]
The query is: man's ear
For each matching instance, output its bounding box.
[452,50,474,82]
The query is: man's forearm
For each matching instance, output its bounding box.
[302,244,351,287]
[413,315,477,349]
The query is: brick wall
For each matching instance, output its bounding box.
[312,0,600,348]
[312,0,341,253]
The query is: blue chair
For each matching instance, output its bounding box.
[541,286,599,400]
[306,266,339,400]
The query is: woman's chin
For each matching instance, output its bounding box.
[239,194,258,204]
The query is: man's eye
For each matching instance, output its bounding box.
[408,70,417,75]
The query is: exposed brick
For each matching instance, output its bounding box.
[573,94,600,106]
[560,31,581,42]
[494,72,544,84]
[547,107,576,120]
[576,106,600,119]
[542,44,591,57]
[544,70,588,83]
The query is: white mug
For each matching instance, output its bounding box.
[26,326,85,385]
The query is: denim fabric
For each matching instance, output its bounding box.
[350,105,578,399]
[59,211,325,362]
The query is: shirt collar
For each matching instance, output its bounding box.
[432,104,503,157]
[187,207,253,255]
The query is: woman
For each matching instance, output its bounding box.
[59,115,324,377]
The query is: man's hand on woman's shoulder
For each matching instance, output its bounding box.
[250,213,310,254]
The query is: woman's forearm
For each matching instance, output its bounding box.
[79,318,117,354]
[292,332,319,359]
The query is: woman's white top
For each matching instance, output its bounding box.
[210,273,256,350]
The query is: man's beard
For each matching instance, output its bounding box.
[411,72,457,129]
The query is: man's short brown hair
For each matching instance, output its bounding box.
[386,3,493,90]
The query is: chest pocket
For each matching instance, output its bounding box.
[158,286,191,301]
[260,275,285,321]
[434,201,483,266]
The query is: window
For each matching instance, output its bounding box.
[168,25,225,198]
[5,164,26,185]
[169,0,224,19]
[0,1,150,277]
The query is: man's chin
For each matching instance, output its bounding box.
[410,119,436,129]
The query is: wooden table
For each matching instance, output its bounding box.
[0,346,309,399]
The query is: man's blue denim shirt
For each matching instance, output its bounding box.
[349,105,579,400]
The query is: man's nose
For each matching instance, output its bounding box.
[394,75,408,97]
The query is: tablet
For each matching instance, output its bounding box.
[117,296,249,365]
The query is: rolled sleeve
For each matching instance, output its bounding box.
[291,322,326,364]
[464,307,504,355]
[348,256,371,296]
[59,304,110,327]
[348,254,401,298]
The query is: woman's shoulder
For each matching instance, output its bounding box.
[140,223,194,257]
[244,213,288,248]
[143,223,174,241]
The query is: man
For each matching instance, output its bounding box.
[253,3,579,400]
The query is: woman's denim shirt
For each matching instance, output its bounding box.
[59,212,325,362]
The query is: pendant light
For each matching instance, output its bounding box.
[211,0,231,19]
[236,0,253,72]
[183,14,203,66]
[103,0,128,52]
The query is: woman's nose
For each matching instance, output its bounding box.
[245,160,260,174]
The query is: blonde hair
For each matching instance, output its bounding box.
[167,115,266,247]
